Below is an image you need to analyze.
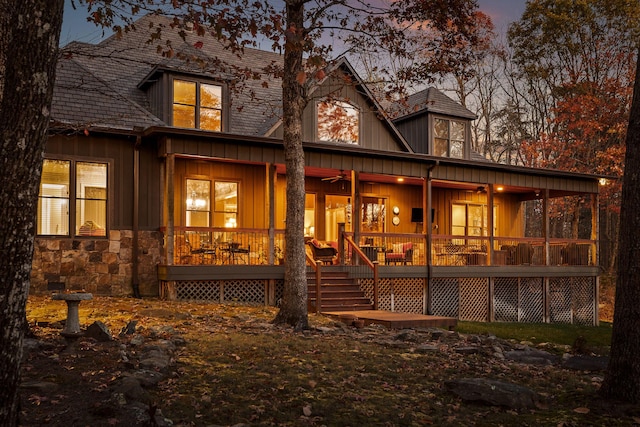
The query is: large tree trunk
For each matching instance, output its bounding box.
[273,0,309,330]
[0,0,63,424]
[600,49,640,402]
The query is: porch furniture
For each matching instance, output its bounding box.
[307,239,338,264]
[515,243,533,264]
[361,245,380,262]
[561,243,590,265]
[222,242,250,264]
[493,250,507,265]
[181,232,218,264]
[385,242,413,265]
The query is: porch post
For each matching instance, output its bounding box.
[268,164,276,265]
[352,170,360,245]
[167,153,175,266]
[544,188,550,265]
[488,184,495,266]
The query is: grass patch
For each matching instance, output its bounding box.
[456,321,613,353]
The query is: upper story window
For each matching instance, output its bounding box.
[317,100,359,144]
[173,79,222,131]
[434,118,465,158]
[38,159,108,237]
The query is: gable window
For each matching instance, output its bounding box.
[317,100,359,144]
[434,118,465,158]
[173,79,222,131]
[38,159,108,237]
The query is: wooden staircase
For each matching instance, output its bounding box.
[308,271,374,312]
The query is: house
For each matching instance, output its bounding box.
[33,14,602,325]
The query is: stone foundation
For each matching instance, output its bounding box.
[30,230,163,296]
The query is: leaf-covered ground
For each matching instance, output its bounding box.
[19,294,638,426]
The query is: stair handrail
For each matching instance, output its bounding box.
[305,250,322,313]
[344,235,379,310]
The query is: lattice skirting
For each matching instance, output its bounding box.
[360,278,426,314]
[161,279,284,305]
[494,277,544,323]
[430,276,596,325]
[549,277,595,326]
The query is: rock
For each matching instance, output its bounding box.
[112,376,151,404]
[20,380,59,394]
[415,344,439,353]
[562,355,609,371]
[504,347,559,365]
[119,320,138,336]
[455,346,479,355]
[85,320,113,342]
[445,378,541,409]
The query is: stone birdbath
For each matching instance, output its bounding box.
[52,292,93,338]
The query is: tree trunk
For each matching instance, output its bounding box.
[600,49,640,403]
[0,0,63,424]
[273,0,309,330]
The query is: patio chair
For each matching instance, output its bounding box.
[385,242,413,265]
[307,239,338,264]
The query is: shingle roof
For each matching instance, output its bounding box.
[52,14,284,135]
[395,87,477,121]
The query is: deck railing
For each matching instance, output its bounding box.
[166,227,595,267]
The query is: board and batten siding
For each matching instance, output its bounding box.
[45,134,162,230]
[173,158,269,229]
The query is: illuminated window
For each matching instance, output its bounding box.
[173,79,222,131]
[214,181,238,228]
[434,118,465,158]
[186,179,211,227]
[38,159,108,237]
[317,100,359,144]
[361,197,386,232]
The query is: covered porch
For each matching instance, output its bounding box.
[157,133,601,325]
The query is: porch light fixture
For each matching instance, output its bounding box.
[397,177,404,182]
[496,186,504,192]
[599,178,608,186]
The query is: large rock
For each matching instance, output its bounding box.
[504,347,559,365]
[445,378,542,409]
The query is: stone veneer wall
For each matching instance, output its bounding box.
[30,230,163,296]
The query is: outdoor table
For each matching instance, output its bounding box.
[52,292,93,337]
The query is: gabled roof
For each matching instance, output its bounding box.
[394,87,477,121]
[53,14,284,136]
[265,57,415,152]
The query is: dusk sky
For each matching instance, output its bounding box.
[60,0,528,46]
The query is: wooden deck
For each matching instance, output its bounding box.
[322,310,457,330]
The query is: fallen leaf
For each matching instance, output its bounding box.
[573,407,590,414]
[303,404,312,417]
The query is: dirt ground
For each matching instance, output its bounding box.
[18,290,630,427]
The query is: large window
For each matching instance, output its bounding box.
[214,181,238,228]
[173,79,222,131]
[361,197,386,232]
[452,203,496,239]
[38,159,108,237]
[317,100,359,144]
[434,118,465,158]
[186,179,211,227]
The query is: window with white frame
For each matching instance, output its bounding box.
[38,159,108,237]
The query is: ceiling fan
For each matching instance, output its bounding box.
[322,170,348,183]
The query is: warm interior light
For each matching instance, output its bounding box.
[496,186,504,191]
[397,177,404,182]
[599,178,608,186]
